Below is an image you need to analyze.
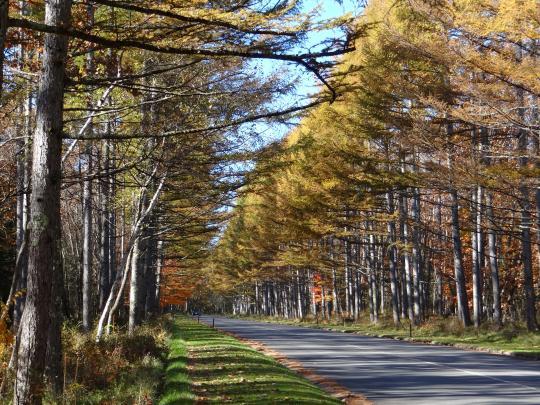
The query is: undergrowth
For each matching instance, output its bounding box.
[0,318,169,404]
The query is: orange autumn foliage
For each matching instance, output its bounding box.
[159,259,198,308]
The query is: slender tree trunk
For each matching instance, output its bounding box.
[411,187,422,324]
[447,121,472,327]
[296,270,303,319]
[399,192,414,324]
[344,241,350,315]
[533,102,540,297]
[99,140,111,310]
[96,173,165,341]
[0,0,8,98]
[387,191,400,326]
[154,239,162,313]
[450,189,471,326]
[13,132,30,330]
[144,221,158,318]
[367,231,378,323]
[309,271,317,316]
[321,284,327,320]
[485,192,502,327]
[128,235,142,335]
[434,194,443,316]
[332,268,339,317]
[81,2,95,331]
[82,146,93,331]
[14,0,71,402]
[471,185,483,328]
[12,8,33,332]
[515,62,538,330]
[518,126,538,331]
[108,140,116,289]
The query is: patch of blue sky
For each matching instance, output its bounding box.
[240,0,363,148]
[213,0,363,224]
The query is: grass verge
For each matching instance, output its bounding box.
[0,320,168,404]
[161,316,340,404]
[159,319,195,405]
[233,314,540,359]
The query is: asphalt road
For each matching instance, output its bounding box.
[201,316,540,404]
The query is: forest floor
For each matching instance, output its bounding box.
[231,314,540,359]
[0,320,168,404]
[159,316,341,404]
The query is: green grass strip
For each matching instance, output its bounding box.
[159,320,196,405]
[162,316,340,404]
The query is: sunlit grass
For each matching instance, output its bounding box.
[161,316,340,404]
[159,320,195,405]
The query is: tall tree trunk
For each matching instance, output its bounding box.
[517,109,538,331]
[99,140,111,310]
[485,192,502,327]
[471,185,483,328]
[144,222,158,318]
[411,186,422,324]
[12,4,32,332]
[96,173,165,341]
[0,0,8,98]
[386,191,400,326]
[296,270,303,319]
[309,270,317,316]
[14,0,71,401]
[447,122,472,327]
[82,147,93,331]
[399,191,414,324]
[515,44,537,330]
[154,238,162,314]
[471,129,484,328]
[450,189,471,326]
[108,140,116,290]
[13,115,31,330]
[128,234,142,335]
[81,1,95,332]
[434,194,443,316]
[367,231,378,323]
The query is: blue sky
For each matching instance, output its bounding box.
[246,0,362,147]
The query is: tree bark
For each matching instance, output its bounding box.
[99,139,111,310]
[411,187,422,324]
[386,191,400,326]
[81,1,95,332]
[399,191,414,324]
[82,144,93,331]
[515,59,538,330]
[485,192,502,327]
[471,185,483,328]
[128,234,142,334]
[0,0,8,98]
[14,0,71,402]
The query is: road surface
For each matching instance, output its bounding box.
[201,316,540,404]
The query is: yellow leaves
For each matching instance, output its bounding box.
[453,0,539,40]
[0,302,14,375]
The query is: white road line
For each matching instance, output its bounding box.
[347,344,540,392]
[211,319,540,393]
